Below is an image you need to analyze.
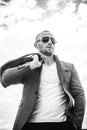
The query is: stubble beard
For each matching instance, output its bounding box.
[40,50,53,57]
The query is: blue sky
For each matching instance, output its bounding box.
[0,0,87,129]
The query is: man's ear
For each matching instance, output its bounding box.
[34,42,38,49]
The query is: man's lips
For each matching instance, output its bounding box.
[46,46,52,49]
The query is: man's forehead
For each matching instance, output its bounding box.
[35,31,54,42]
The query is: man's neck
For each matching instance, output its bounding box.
[41,54,54,66]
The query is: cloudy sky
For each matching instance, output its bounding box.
[0,0,87,129]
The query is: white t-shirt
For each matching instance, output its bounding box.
[29,62,67,122]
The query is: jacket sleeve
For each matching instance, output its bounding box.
[70,64,86,129]
[0,64,33,88]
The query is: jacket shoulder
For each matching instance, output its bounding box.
[60,60,73,70]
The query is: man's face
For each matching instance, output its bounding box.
[35,31,56,56]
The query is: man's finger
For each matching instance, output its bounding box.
[32,55,39,61]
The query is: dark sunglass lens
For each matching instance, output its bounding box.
[51,38,55,44]
[42,37,49,43]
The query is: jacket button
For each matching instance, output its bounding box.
[35,91,38,95]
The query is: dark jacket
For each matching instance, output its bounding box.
[0,53,86,130]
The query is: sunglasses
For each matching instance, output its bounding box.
[37,37,56,44]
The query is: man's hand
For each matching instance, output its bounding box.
[29,54,42,69]
[17,54,42,70]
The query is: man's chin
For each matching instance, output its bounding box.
[40,51,52,57]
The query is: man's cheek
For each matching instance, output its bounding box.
[38,44,44,50]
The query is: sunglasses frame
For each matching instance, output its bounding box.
[37,37,56,45]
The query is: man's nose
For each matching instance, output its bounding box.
[48,38,52,45]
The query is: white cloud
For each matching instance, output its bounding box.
[47,0,59,10]
[0,0,45,27]
[78,3,87,19]
[9,0,37,9]
[47,0,73,12]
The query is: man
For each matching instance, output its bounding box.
[0,30,86,130]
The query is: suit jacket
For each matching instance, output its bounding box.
[0,53,86,130]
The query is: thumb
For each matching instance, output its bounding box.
[32,55,39,62]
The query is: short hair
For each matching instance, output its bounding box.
[35,30,54,42]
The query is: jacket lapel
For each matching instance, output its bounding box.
[54,54,64,86]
